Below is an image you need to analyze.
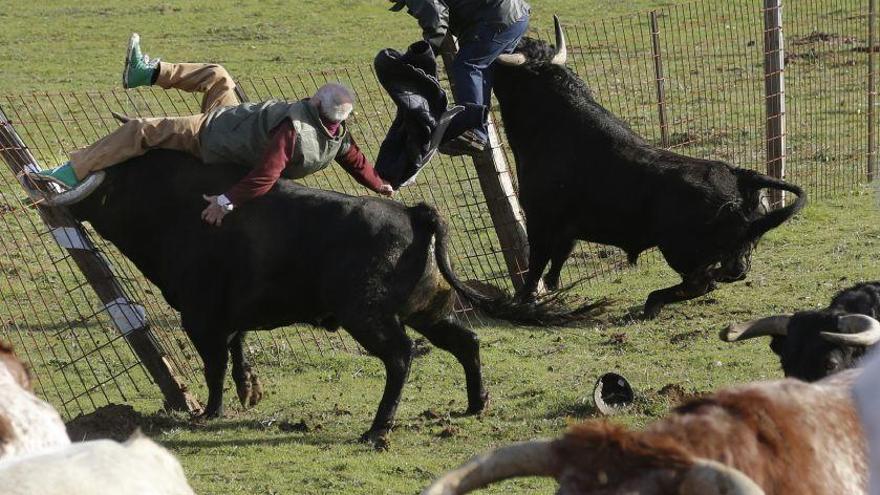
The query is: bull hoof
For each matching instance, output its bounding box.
[193,408,222,423]
[235,368,264,408]
[466,391,490,415]
[643,303,662,320]
[512,290,538,306]
[542,278,560,293]
[359,430,390,451]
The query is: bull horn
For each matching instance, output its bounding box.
[721,315,791,342]
[820,314,880,347]
[496,52,527,66]
[551,15,568,65]
[43,171,106,207]
[679,458,765,495]
[421,439,556,495]
[110,111,132,124]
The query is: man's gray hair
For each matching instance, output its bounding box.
[314,82,355,122]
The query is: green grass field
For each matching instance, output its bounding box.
[2,0,880,494]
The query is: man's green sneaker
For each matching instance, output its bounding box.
[33,162,81,189]
[122,33,159,89]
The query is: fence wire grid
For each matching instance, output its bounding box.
[0,0,876,419]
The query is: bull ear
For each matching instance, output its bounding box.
[820,314,880,347]
[679,459,765,495]
[720,315,790,342]
[551,15,568,65]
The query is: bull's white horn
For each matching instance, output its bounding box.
[421,439,556,495]
[721,315,791,342]
[679,458,765,495]
[551,15,568,65]
[496,52,527,66]
[820,314,880,347]
[44,171,106,207]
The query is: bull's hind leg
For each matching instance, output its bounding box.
[643,272,715,319]
[344,317,414,449]
[515,232,552,304]
[409,316,488,415]
[543,238,576,292]
[229,332,263,408]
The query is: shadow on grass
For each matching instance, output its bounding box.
[543,400,599,420]
[161,430,365,450]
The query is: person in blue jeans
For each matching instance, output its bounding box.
[390,0,530,156]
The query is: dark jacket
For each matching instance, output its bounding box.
[392,0,530,50]
[374,41,448,188]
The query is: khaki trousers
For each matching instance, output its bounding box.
[70,63,241,179]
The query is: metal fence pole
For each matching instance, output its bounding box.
[650,11,670,148]
[438,36,533,291]
[869,0,877,181]
[763,0,787,206]
[0,107,201,414]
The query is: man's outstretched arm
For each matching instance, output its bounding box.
[336,137,394,196]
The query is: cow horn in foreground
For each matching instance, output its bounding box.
[679,459,765,495]
[43,171,106,207]
[721,315,790,342]
[420,443,765,495]
[550,15,567,65]
[820,314,880,346]
[421,439,556,495]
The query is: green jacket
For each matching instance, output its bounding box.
[198,99,351,179]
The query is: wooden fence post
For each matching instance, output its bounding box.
[869,0,877,182]
[0,107,201,414]
[438,36,534,292]
[650,11,670,148]
[763,0,787,206]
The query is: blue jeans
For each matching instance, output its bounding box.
[449,15,529,142]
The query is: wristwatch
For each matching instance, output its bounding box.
[216,195,234,212]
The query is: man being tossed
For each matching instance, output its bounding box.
[35,34,394,225]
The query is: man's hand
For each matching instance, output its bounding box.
[201,194,231,226]
[377,182,395,197]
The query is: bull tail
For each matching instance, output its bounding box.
[738,169,807,240]
[409,203,606,326]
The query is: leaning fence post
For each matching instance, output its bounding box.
[438,36,533,292]
[0,107,201,415]
[763,0,787,206]
[868,0,877,182]
[649,11,670,148]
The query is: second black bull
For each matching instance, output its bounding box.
[492,17,806,318]
[64,149,543,446]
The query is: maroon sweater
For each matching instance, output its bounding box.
[224,119,386,205]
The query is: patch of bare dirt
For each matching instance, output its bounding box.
[657,383,701,405]
[65,404,143,442]
[791,31,859,45]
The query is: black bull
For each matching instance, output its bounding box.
[67,149,502,446]
[491,20,806,318]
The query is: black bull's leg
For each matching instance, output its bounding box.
[345,317,414,450]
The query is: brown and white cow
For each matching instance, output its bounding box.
[423,370,866,494]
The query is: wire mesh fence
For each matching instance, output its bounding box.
[0,0,875,419]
